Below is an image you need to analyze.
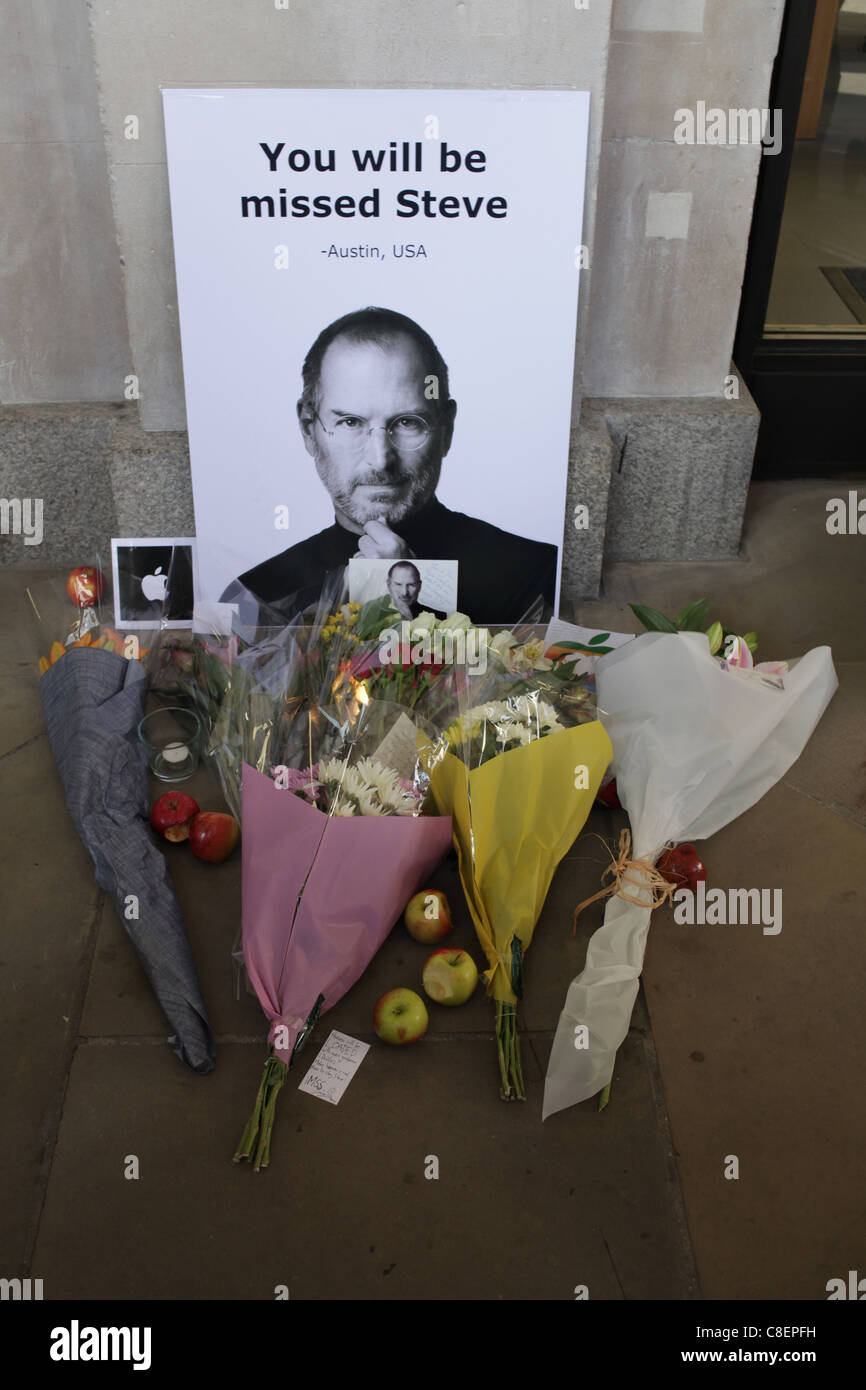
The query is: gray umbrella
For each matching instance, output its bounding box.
[39,646,215,1074]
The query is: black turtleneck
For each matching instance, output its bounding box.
[221,497,557,624]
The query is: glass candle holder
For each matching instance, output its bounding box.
[137,706,202,782]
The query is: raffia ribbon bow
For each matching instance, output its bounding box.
[573,829,677,934]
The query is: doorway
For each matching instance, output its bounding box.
[735,0,866,477]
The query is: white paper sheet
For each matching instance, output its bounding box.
[298,1030,370,1105]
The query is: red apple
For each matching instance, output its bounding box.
[188,811,239,863]
[595,777,622,810]
[657,843,706,892]
[422,948,479,1006]
[403,888,454,944]
[66,566,105,608]
[150,791,200,843]
[373,989,428,1045]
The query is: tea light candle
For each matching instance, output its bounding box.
[162,741,189,765]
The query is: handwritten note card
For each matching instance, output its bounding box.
[372,712,421,783]
[298,1031,369,1105]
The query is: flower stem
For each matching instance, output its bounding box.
[233,1053,288,1170]
[495,1001,526,1101]
[233,997,324,1171]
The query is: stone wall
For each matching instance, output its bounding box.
[0,1,128,403]
[0,0,787,597]
[86,0,614,433]
[584,0,785,397]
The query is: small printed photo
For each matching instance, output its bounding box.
[348,557,459,621]
[111,538,195,629]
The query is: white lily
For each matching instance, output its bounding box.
[436,611,473,632]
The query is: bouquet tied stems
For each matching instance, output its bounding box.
[233,994,324,1171]
[494,938,526,1101]
[495,1001,525,1101]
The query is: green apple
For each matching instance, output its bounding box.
[403,888,454,944]
[372,988,428,1045]
[422,948,479,1006]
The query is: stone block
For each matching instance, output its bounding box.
[0,143,129,405]
[0,2,129,405]
[1,0,106,145]
[0,403,197,566]
[596,370,758,561]
[111,164,187,432]
[614,0,706,33]
[606,0,784,143]
[107,422,194,536]
[584,139,761,397]
[560,402,614,604]
[0,404,121,566]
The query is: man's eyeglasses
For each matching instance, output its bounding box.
[313,411,433,455]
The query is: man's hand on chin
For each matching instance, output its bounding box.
[355,516,414,560]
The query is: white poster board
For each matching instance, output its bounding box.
[163,88,590,623]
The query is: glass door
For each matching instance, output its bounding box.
[736,0,866,476]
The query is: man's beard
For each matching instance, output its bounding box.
[316,454,440,529]
[392,594,419,617]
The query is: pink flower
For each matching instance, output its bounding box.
[269,764,321,802]
[723,635,753,669]
[201,633,239,670]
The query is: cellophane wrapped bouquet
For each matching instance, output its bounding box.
[163,591,458,1168]
[420,624,612,1099]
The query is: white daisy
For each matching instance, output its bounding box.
[356,788,381,817]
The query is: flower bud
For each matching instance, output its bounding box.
[723,634,754,669]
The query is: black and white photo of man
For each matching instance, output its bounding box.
[221,306,558,622]
[384,560,445,621]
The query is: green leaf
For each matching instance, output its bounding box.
[290,992,325,1065]
[629,603,679,634]
[352,594,399,642]
[510,937,524,1001]
[675,598,710,631]
[705,620,724,655]
[588,632,611,645]
[550,639,614,656]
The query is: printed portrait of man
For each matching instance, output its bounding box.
[220,306,558,622]
[384,560,446,622]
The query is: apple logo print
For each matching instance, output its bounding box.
[141,565,168,604]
